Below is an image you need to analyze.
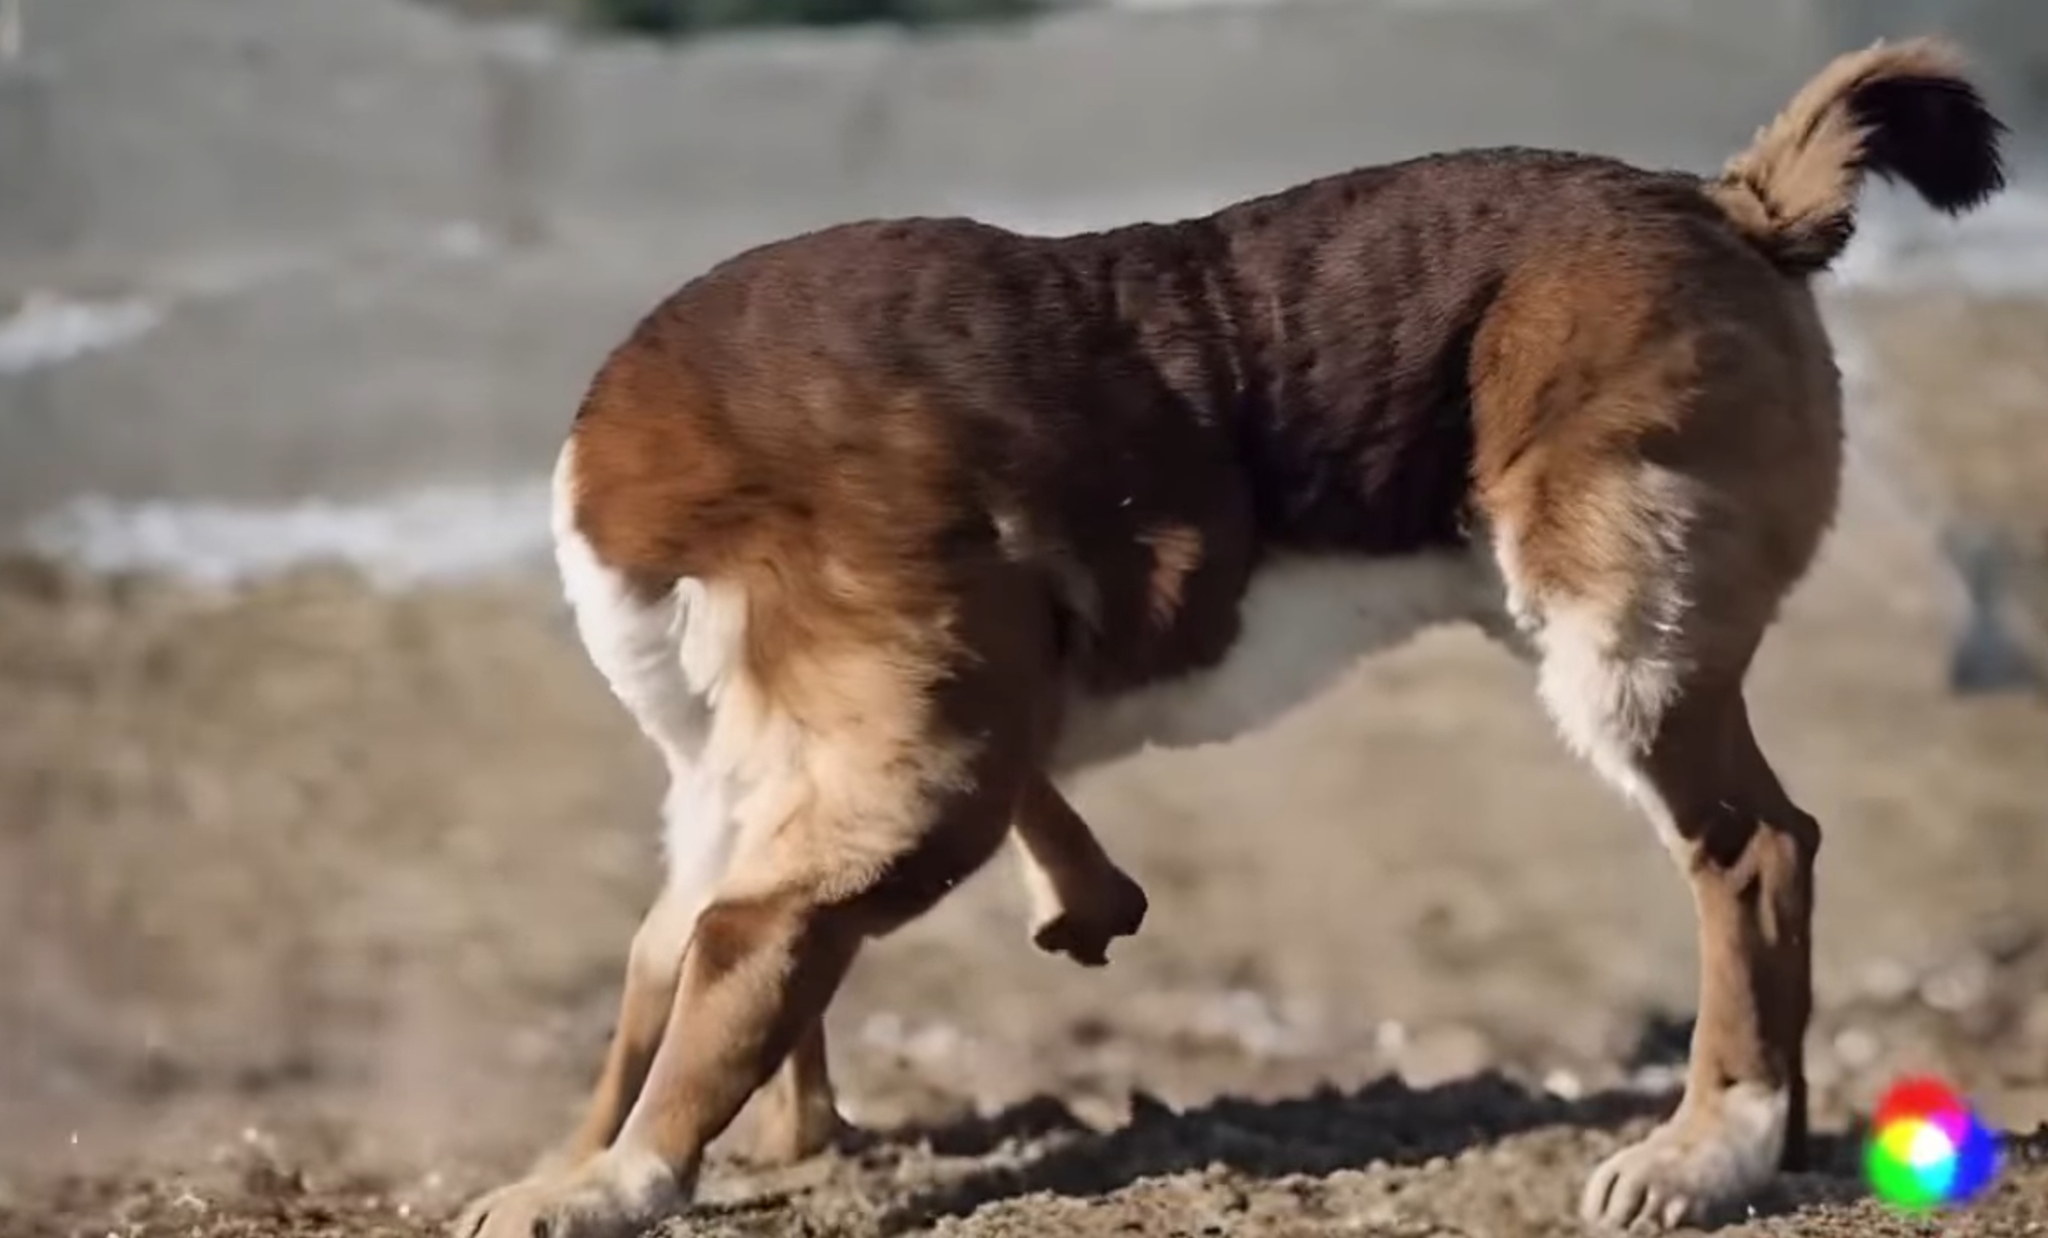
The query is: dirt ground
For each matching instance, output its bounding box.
[3,289,2047,1238]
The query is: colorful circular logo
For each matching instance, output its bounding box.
[1865,1076,2000,1212]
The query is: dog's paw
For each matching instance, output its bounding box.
[1580,1084,1788,1231]
[1029,868,1148,967]
[453,1149,682,1238]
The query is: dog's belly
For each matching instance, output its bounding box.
[1050,550,1507,772]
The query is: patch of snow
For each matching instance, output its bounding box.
[14,479,553,589]
[0,293,163,376]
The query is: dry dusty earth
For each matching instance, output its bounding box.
[3,290,2047,1238]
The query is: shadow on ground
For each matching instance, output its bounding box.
[864,1073,1676,1231]
[19,1078,2048,1238]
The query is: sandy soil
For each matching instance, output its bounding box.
[2,290,2046,1238]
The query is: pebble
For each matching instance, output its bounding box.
[1541,1068,1585,1101]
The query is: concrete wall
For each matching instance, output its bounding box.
[2,0,2042,526]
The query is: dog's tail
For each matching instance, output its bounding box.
[1707,36,2007,276]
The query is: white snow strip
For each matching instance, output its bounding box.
[0,220,502,379]
[13,480,554,589]
[0,293,164,375]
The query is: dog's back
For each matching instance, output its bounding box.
[561,148,1798,706]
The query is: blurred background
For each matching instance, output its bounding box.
[2,1,2046,1234]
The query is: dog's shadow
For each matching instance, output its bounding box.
[862,1073,1651,1232]
[826,1071,1884,1233]
[674,1015,1890,1235]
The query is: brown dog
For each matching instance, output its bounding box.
[456,37,2006,1237]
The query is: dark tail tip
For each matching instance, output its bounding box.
[1852,72,2010,215]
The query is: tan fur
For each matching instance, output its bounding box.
[454,37,2005,1238]
[1709,37,2004,273]
[1713,41,1954,231]
[1140,525,1205,629]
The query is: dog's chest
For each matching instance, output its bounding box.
[1050,550,1504,771]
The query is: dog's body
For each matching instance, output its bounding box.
[459,40,2007,1238]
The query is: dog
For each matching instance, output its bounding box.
[456,37,2007,1237]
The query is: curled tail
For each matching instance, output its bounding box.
[1708,36,2007,276]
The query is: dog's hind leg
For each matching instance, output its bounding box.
[1010,775,1149,967]
[460,550,1057,1238]
[1488,463,1826,1231]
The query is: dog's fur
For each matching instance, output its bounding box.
[457,38,2007,1238]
